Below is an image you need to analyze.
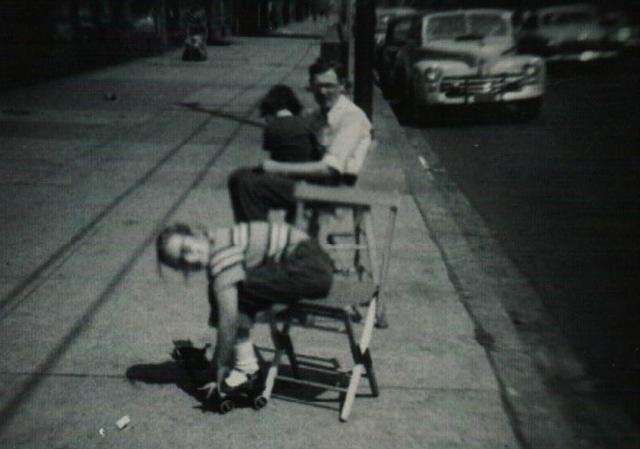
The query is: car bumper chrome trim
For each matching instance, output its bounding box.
[420,84,543,105]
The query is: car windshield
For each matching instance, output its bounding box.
[469,14,508,36]
[425,13,507,40]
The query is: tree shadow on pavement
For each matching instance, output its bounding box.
[177,102,265,128]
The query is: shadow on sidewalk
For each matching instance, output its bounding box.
[264,31,322,40]
[125,344,353,414]
[177,102,264,128]
[125,360,224,413]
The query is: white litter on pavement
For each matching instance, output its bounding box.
[116,415,130,429]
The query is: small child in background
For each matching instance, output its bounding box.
[259,84,321,163]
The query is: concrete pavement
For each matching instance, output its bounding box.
[0,20,584,449]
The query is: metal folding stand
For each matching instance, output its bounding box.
[262,182,399,421]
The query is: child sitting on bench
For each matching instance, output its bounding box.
[259,84,321,163]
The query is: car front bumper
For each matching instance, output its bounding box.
[418,75,544,106]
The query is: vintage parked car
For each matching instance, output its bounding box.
[517,3,618,62]
[376,13,418,92]
[375,7,418,74]
[391,9,546,123]
[375,6,418,47]
[601,9,640,53]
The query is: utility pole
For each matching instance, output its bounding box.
[340,0,349,24]
[155,0,168,46]
[353,0,375,121]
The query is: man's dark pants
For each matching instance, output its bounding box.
[227,167,357,222]
[228,168,296,222]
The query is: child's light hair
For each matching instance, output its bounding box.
[156,223,204,276]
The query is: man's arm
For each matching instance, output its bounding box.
[260,115,366,178]
[261,159,335,179]
[262,105,369,179]
[321,114,369,175]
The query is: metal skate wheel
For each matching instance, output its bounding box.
[219,399,234,414]
[253,395,268,410]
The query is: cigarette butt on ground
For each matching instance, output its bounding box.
[116,415,130,429]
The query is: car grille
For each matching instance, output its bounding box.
[440,75,527,98]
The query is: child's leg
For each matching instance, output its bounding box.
[223,311,259,389]
[234,314,259,374]
[223,243,332,390]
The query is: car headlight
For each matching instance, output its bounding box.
[545,37,561,47]
[617,27,632,41]
[423,67,443,83]
[523,62,540,76]
[578,31,593,41]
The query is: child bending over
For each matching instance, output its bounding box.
[156,221,333,396]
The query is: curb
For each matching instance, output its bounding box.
[371,87,581,449]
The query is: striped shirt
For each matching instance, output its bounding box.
[207,221,308,295]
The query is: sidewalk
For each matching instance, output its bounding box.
[0,21,554,449]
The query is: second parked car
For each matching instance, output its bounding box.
[517,3,618,62]
[376,13,418,92]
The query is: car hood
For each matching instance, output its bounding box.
[417,39,516,69]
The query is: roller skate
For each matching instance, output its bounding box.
[216,369,268,414]
[171,339,211,385]
[172,340,210,369]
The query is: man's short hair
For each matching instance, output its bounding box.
[308,57,344,84]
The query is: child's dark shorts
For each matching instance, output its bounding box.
[237,238,333,316]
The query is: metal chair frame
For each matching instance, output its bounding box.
[262,182,399,421]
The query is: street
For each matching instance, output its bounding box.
[402,56,640,429]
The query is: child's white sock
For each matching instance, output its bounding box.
[234,339,259,373]
[224,340,259,388]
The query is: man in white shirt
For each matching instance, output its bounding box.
[228,58,372,222]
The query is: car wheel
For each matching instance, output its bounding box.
[514,98,542,122]
[378,72,391,97]
[406,89,424,126]
[402,84,438,127]
[398,83,419,125]
[390,69,406,100]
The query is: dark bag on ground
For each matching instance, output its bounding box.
[182,35,207,61]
